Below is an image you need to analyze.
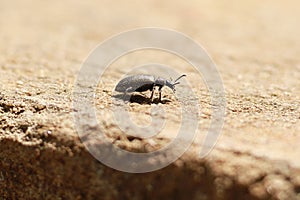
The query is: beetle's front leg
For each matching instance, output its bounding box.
[158,86,163,102]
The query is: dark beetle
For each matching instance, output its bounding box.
[115,74,186,102]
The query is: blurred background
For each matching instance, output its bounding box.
[1,0,299,71]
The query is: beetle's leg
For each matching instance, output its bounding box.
[158,86,163,102]
[123,92,127,102]
[150,86,155,102]
[124,87,132,102]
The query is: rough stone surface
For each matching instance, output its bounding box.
[0,0,300,199]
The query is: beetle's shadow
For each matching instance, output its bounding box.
[113,94,171,104]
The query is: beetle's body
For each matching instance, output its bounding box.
[115,74,156,93]
[115,74,186,102]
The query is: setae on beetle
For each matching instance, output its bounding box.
[115,74,186,102]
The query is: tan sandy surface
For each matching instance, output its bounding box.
[0,0,300,199]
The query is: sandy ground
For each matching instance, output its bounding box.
[0,0,300,199]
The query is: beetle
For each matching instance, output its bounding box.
[115,74,186,102]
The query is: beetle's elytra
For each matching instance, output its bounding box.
[115,74,186,102]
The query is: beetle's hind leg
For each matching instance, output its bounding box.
[123,87,132,102]
[150,86,155,102]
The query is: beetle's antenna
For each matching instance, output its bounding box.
[173,74,186,84]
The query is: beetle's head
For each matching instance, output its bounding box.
[166,74,186,92]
